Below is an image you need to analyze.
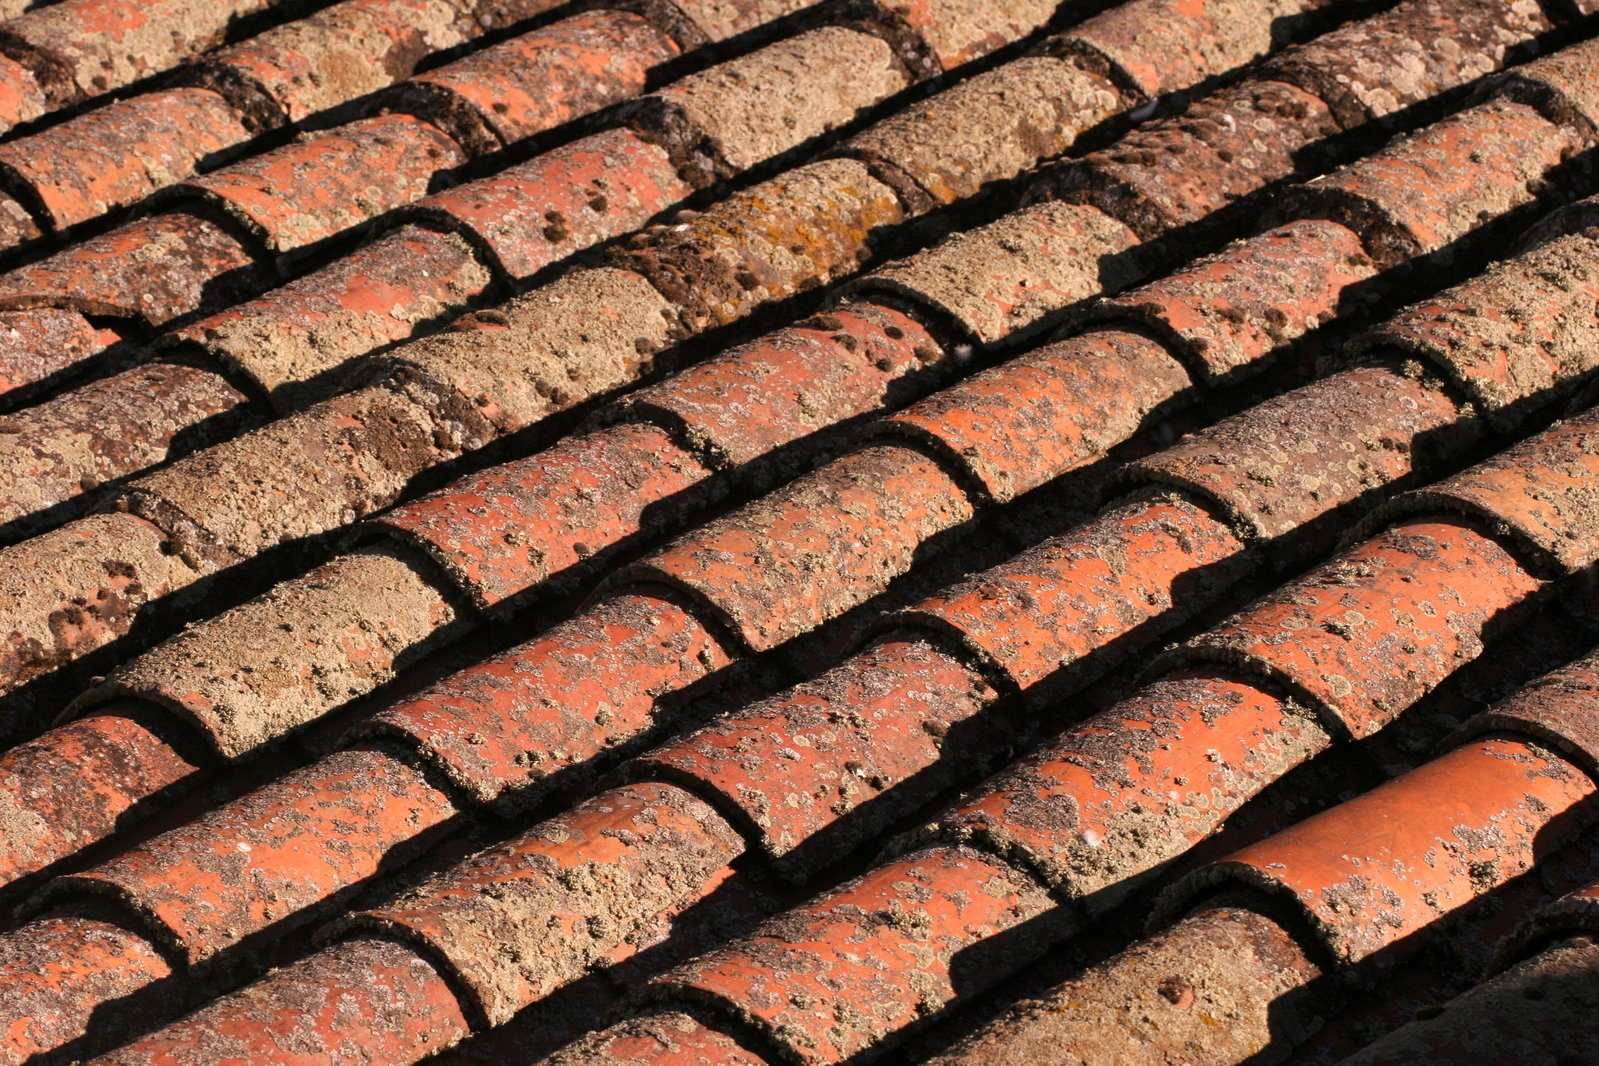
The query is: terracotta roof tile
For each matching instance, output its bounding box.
[0,87,249,233]
[5,0,1599,1060]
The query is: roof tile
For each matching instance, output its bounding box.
[384,266,680,434]
[1081,218,1376,382]
[646,25,911,173]
[1354,225,1599,427]
[615,157,904,331]
[845,54,1122,205]
[650,846,1055,1064]
[615,303,945,470]
[373,422,709,611]
[0,512,197,718]
[1454,648,1599,776]
[165,224,495,411]
[886,0,1059,69]
[0,361,257,538]
[0,308,123,396]
[359,590,732,808]
[1175,518,1541,739]
[1364,407,1599,576]
[881,328,1190,502]
[900,496,1247,692]
[1166,736,1594,963]
[847,200,1142,346]
[410,126,692,282]
[630,635,996,874]
[95,936,471,1064]
[43,746,452,964]
[1056,0,1330,101]
[933,673,1329,901]
[0,87,249,233]
[194,0,478,126]
[119,383,453,566]
[177,113,467,256]
[540,1009,768,1066]
[344,782,743,1025]
[1120,365,1467,550]
[75,545,464,758]
[397,9,680,153]
[1258,0,1554,128]
[1041,79,1341,238]
[1285,98,1577,265]
[619,443,976,652]
[0,210,266,326]
[0,51,45,130]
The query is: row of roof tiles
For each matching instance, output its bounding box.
[3,0,1599,1061]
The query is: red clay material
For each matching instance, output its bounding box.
[846,55,1123,205]
[935,673,1331,903]
[0,512,198,706]
[1082,219,1376,382]
[0,192,41,250]
[1366,407,1599,577]
[399,9,679,154]
[849,201,1141,346]
[1169,736,1596,963]
[621,443,976,652]
[178,114,467,255]
[196,0,477,126]
[1120,366,1467,547]
[1259,0,1556,129]
[882,329,1191,503]
[0,362,254,535]
[0,88,248,234]
[1176,518,1542,739]
[1284,99,1576,265]
[631,635,997,873]
[76,544,464,758]
[651,846,1055,1064]
[0,706,200,890]
[166,225,495,411]
[0,308,125,395]
[0,53,45,132]
[412,126,692,282]
[0,210,265,327]
[344,782,743,1025]
[1455,649,1599,776]
[0,913,176,1063]
[358,590,732,808]
[372,421,711,611]
[1039,79,1341,238]
[887,0,1060,68]
[92,936,470,1065]
[904,496,1247,689]
[615,158,904,331]
[616,303,944,470]
[541,1010,769,1066]
[43,746,457,965]
[1056,0,1330,102]
[0,0,281,105]
[1355,226,1599,428]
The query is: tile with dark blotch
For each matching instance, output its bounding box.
[177,114,467,256]
[371,421,712,611]
[410,126,692,282]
